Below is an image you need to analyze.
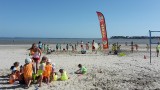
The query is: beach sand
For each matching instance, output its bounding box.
[0,44,160,90]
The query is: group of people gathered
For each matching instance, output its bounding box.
[37,40,102,55]
[8,43,87,89]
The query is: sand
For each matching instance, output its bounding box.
[0,44,160,90]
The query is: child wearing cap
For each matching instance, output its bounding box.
[43,59,52,84]
[23,57,33,89]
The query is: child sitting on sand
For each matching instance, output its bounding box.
[9,62,22,84]
[59,69,69,81]
[43,59,52,84]
[53,72,58,81]
[23,57,33,89]
[10,62,20,73]
[75,64,87,74]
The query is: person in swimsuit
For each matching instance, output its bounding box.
[29,43,42,74]
[92,40,95,52]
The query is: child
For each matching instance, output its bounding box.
[37,56,47,87]
[75,64,87,74]
[23,57,33,89]
[9,62,21,84]
[43,59,52,84]
[10,62,20,73]
[50,63,56,82]
[53,72,58,81]
[59,69,69,81]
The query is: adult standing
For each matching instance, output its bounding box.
[156,42,160,57]
[92,40,95,52]
[81,41,84,50]
[131,41,134,53]
[29,43,42,74]
[38,41,43,50]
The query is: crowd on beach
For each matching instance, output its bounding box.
[35,40,102,55]
[8,42,88,89]
[7,40,160,89]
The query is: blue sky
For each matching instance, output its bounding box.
[0,0,160,38]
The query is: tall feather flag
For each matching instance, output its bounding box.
[96,11,109,49]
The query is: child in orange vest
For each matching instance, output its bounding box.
[43,59,52,84]
[23,58,33,89]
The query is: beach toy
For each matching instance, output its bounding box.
[94,43,99,50]
[118,52,126,57]
[25,57,32,64]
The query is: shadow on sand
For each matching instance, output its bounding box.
[0,75,25,89]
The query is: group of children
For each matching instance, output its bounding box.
[9,56,87,89]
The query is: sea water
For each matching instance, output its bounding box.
[0,37,159,45]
